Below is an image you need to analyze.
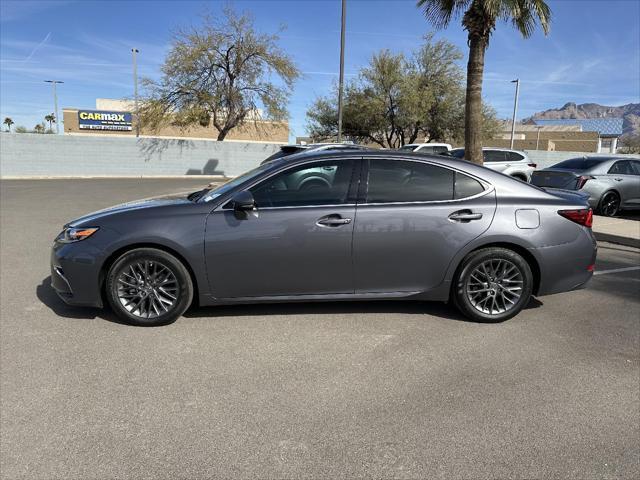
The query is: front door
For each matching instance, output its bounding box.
[204,159,358,299]
[353,158,496,293]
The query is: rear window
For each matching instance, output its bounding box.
[552,158,607,170]
[454,173,484,199]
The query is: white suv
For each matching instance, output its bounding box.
[449,148,536,182]
[399,143,452,155]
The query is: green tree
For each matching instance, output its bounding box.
[44,113,56,131]
[33,123,45,134]
[3,117,14,132]
[140,6,300,141]
[306,35,498,149]
[417,0,551,164]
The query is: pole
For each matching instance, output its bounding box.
[44,80,63,134]
[536,126,542,150]
[336,0,346,143]
[509,79,520,150]
[132,48,140,137]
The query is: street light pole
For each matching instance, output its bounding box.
[336,0,346,143]
[509,79,520,150]
[535,125,543,150]
[131,48,140,137]
[44,80,63,134]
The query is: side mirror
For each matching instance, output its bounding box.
[231,190,255,211]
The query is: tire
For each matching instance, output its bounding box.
[597,191,620,217]
[452,247,533,323]
[105,248,193,326]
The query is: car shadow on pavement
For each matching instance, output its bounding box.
[185,297,544,323]
[36,276,128,325]
[38,276,543,325]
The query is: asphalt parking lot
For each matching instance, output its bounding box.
[1,178,639,479]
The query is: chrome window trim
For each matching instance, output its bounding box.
[358,186,494,207]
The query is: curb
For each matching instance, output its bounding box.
[594,232,640,249]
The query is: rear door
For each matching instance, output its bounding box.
[610,160,640,207]
[352,158,496,294]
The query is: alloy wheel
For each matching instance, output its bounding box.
[466,259,523,316]
[600,192,620,217]
[116,260,179,319]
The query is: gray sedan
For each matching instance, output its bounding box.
[51,151,596,326]
[531,156,640,216]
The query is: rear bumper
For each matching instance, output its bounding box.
[533,228,597,296]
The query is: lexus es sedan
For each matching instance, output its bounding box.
[531,156,640,217]
[51,151,596,326]
[449,148,536,182]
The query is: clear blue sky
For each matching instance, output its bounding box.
[1,0,639,140]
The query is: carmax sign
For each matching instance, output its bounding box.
[78,110,132,131]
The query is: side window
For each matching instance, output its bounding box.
[506,151,524,162]
[484,150,507,162]
[432,146,449,154]
[608,161,632,175]
[250,160,354,208]
[366,159,454,203]
[454,173,485,199]
[630,160,640,176]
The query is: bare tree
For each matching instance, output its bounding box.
[140,6,300,141]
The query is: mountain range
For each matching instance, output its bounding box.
[525,102,640,138]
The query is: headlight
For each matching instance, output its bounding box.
[57,227,99,243]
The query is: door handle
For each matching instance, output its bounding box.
[316,215,352,227]
[614,178,623,181]
[448,210,483,222]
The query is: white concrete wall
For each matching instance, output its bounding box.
[0,134,281,178]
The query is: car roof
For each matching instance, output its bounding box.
[450,147,525,153]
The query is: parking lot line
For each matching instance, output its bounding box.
[594,266,640,276]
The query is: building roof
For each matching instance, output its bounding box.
[532,118,623,136]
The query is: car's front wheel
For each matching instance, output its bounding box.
[105,248,193,326]
[452,248,533,322]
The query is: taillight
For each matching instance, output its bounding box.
[576,175,594,189]
[528,163,537,168]
[558,208,593,228]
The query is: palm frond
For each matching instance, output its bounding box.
[417,0,472,29]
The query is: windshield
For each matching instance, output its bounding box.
[399,145,417,151]
[200,162,274,202]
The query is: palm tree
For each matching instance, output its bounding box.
[3,117,14,132]
[44,113,56,131]
[417,0,551,164]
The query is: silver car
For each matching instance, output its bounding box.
[51,150,596,326]
[531,157,640,216]
[450,148,536,182]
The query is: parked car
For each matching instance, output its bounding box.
[398,143,452,155]
[531,156,640,216]
[449,148,536,182]
[51,150,596,327]
[261,142,369,164]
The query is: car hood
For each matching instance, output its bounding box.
[68,192,192,227]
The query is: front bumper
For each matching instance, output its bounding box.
[50,241,105,307]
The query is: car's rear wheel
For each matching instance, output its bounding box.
[452,248,533,322]
[598,191,620,217]
[106,248,193,326]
